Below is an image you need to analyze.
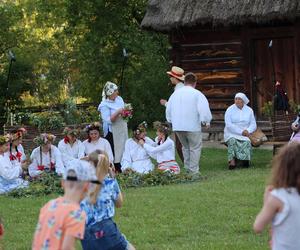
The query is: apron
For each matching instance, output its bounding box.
[111,117,128,163]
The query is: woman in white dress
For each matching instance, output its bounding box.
[28,133,64,177]
[139,122,180,174]
[82,122,114,163]
[98,81,128,172]
[121,122,154,174]
[7,128,27,167]
[224,93,257,169]
[58,127,85,167]
[0,135,28,194]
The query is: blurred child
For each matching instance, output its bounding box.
[139,121,180,174]
[80,151,135,250]
[253,142,300,249]
[32,160,99,250]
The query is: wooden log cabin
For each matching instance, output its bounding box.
[141,0,300,121]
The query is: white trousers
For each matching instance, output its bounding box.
[175,131,202,173]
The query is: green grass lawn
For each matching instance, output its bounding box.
[0,148,272,250]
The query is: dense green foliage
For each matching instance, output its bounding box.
[0,0,171,126]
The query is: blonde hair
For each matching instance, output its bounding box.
[85,150,110,204]
[270,142,300,193]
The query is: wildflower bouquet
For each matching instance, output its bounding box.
[122,103,133,122]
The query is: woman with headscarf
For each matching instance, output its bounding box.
[224,93,257,170]
[98,81,128,173]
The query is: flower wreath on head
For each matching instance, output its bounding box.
[63,127,80,143]
[153,121,172,136]
[33,133,56,146]
[0,135,10,145]
[133,121,147,136]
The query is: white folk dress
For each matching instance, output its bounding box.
[28,145,64,177]
[0,153,28,194]
[143,137,180,174]
[58,139,85,167]
[8,144,26,167]
[121,137,154,174]
[83,138,114,163]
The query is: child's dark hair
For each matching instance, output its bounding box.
[153,121,171,137]
[270,142,300,193]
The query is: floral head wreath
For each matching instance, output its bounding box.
[34,133,56,146]
[0,134,10,145]
[10,127,27,142]
[102,81,118,101]
[85,122,102,133]
[63,127,80,137]
[153,121,171,136]
[133,121,147,136]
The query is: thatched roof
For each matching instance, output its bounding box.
[141,0,300,31]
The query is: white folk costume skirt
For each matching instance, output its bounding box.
[112,117,128,163]
[157,160,180,174]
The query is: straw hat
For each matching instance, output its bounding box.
[166,66,185,81]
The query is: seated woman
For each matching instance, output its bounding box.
[290,112,300,143]
[80,151,135,250]
[0,135,28,194]
[7,128,27,167]
[121,122,154,174]
[82,122,114,163]
[58,127,85,167]
[139,122,180,174]
[28,133,64,177]
[224,93,257,170]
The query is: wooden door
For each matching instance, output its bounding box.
[252,38,296,116]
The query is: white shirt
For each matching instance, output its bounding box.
[166,86,212,132]
[58,139,85,167]
[143,137,175,163]
[224,104,257,142]
[0,153,27,194]
[83,138,114,163]
[271,188,300,250]
[121,137,154,174]
[29,145,64,177]
[164,82,184,107]
[98,96,125,137]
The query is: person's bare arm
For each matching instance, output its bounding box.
[61,235,76,250]
[253,195,282,234]
[115,192,124,208]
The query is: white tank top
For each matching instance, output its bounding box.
[271,188,300,250]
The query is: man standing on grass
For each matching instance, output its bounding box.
[160,66,185,162]
[166,72,212,175]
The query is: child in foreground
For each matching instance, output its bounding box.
[32,159,99,250]
[80,151,135,250]
[253,142,300,249]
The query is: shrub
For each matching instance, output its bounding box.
[30,111,64,131]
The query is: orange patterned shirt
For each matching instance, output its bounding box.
[32,197,86,250]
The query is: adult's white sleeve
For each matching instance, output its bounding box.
[121,140,132,170]
[28,156,42,177]
[247,109,257,133]
[197,93,212,124]
[105,140,114,163]
[165,95,172,123]
[53,147,65,175]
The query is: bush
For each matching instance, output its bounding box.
[30,111,64,131]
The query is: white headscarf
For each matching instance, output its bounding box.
[235,92,249,105]
[102,81,118,101]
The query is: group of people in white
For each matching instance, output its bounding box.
[1,65,300,249]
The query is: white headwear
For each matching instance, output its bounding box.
[235,92,249,105]
[102,81,118,101]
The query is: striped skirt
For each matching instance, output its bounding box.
[157,160,180,174]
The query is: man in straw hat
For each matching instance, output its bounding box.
[160,66,185,107]
[166,72,212,175]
